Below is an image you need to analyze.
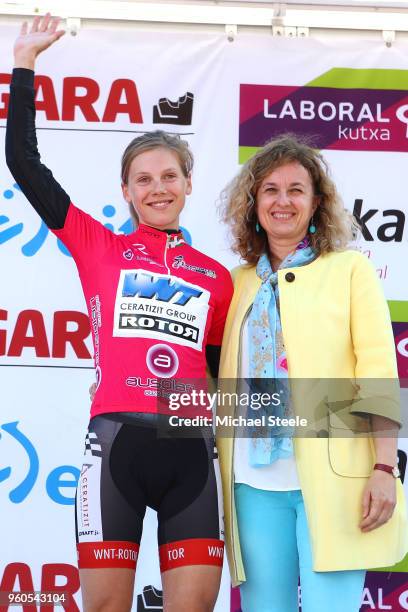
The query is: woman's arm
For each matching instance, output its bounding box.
[370,415,399,466]
[348,255,401,531]
[5,14,71,229]
[360,415,399,532]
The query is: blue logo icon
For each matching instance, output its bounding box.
[0,421,79,505]
[1,181,193,257]
[122,272,202,305]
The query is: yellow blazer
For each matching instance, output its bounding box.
[217,250,408,586]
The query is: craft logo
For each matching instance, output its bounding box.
[239,68,408,162]
[113,269,210,350]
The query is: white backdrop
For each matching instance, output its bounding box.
[0,21,408,612]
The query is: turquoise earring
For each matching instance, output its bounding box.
[256,221,261,233]
[309,217,316,234]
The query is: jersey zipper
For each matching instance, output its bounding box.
[164,235,171,275]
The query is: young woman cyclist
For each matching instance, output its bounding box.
[6,14,233,612]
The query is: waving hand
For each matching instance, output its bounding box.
[14,13,65,70]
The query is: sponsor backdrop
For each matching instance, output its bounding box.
[0,21,407,611]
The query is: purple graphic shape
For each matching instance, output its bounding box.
[240,86,408,150]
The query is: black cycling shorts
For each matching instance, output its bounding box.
[75,413,224,572]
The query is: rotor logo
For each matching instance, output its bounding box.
[146,344,179,377]
[133,243,148,254]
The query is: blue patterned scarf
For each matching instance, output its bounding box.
[248,239,316,466]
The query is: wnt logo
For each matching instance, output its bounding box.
[0,421,79,505]
[122,272,203,306]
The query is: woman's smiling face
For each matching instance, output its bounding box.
[122,147,192,230]
[256,161,317,246]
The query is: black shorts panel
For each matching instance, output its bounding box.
[75,413,224,570]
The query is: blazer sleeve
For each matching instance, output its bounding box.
[349,253,401,425]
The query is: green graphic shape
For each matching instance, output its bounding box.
[388,301,408,322]
[239,146,260,164]
[374,551,408,573]
[306,68,408,91]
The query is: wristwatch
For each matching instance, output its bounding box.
[373,463,400,479]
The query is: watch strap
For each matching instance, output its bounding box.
[373,463,400,478]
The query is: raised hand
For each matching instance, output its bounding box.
[14,13,65,70]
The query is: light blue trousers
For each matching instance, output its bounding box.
[235,484,366,612]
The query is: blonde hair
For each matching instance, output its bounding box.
[220,134,359,264]
[121,130,193,226]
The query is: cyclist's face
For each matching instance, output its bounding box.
[122,147,191,230]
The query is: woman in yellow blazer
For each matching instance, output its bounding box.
[217,135,407,612]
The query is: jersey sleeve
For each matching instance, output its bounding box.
[5,68,113,270]
[207,268,234,346]
[52,203,115,271]
[5,68,71,229]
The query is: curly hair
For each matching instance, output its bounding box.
[220,134,360,264]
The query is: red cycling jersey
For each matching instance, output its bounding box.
[53,204,233,417]
[6,68,233,419]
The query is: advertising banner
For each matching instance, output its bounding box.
[0,22,407,611]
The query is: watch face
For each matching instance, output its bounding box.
[392,466,401,478]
